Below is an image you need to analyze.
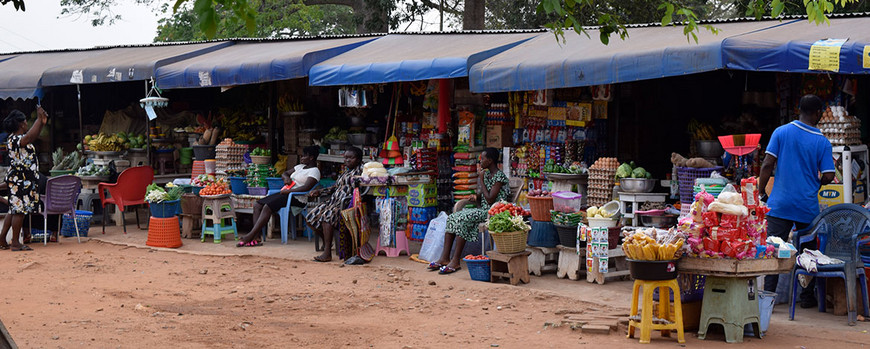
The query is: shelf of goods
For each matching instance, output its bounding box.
[216,139,248,173]
[587,157,618,207]
[453,150,480,203]
[819,106,861,146]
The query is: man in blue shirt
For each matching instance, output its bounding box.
[759,94,835,308]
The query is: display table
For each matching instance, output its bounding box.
[678,256,796,343]
[618,192,668,227]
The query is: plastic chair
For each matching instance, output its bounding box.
[99,166,154,234]
[39,175,83,244]
[277,185,319,244]
[789,203,870,325]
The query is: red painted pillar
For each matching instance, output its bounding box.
[438,79,451,133]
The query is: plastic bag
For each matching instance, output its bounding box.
[716,184,744,205]
[418,211,448,263]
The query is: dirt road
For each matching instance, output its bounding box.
[0,239,868,348]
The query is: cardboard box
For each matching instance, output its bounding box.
[408,184,437,199]
[486,124,513,148]
[372,186,408,197]
[818,181,866,210]
[408,196,437,207]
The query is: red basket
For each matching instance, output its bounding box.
[677,166,723,204]
[528,196,554,221]
[146,216,183,248]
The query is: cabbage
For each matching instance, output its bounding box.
[616,163,633,179]
[631,167,648,179]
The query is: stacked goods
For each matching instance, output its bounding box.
[818,106,861,146]
[246,163,272,188]
[622,228,685,261]
[411,148,437,172]
[679,178,783,259]
[191,174,218,187]
[452,151,479,202]
[215,138,247,173]
[408,184,437,240]
[199,181,231,196]
[485,103,510,125]
[563,139,585,165]
[588,157,618,207]
[551,210,584,226]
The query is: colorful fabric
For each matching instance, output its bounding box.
[5,134,39,214]
[445,170,510,242]
[305,165,363,229]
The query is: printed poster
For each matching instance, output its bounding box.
[809,38,848,72]
[864,45,870,69]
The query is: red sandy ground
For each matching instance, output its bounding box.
[0,234,868,348]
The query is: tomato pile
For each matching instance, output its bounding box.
[488,201,530,216]
[464,254,489,260]
[200,182,231,196]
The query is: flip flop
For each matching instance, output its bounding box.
[11,245,32,251]
[313,255,331,263]
[438,265,461,275]
[236,240,262,247]
[427,262,443,271]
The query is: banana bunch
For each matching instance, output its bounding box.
[277,95,304,112]
[623,231,684,261]
[88,133,126,152]
[688,119,715,140]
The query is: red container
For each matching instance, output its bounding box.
[528,196,554,221]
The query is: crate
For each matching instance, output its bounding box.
[464,258,491,282]
[61,210,92,237]
[677,166,723,204]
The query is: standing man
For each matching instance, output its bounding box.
[759,94,835,308]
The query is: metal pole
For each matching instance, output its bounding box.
[77,85,83,146]
[844,146,853,204]
[146,80,151,167]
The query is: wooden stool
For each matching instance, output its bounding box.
[179,213,201,238]
[487,250,531,285]
[527,246,559,276]
[587,245,630,285]
[627,278,686,344]
[556,245,584,280]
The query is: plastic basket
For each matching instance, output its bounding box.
[247,187,268,196]
[464,258,491,282]
[229,177,248,194]
[528,196,554,221]
[653,273,706,302]
[146,216,182,248]
[489,230,528,254]
[149,199,180,218]
[266,177,284,190]
[677,166,723,204]
[29,228,52,243]
[61,210,92,237]
[554,224,578,247]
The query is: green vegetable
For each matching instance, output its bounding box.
[487,211,531,233]
[166,186,183,201]
[631,167,648,179]
[616,163,633,179]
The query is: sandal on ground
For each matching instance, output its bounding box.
[438,265,461,275]
[427,262,443,271]
[11,245,33,251]
[313,255,331,262]
[236,240,262,247]
[0,245,7,250]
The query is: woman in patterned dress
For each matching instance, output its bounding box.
[306,147,363,262]
[0,108,47,251]
[431,148,510,274]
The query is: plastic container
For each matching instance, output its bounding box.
[552,191,583,213]
[192,145,216,161]
[628,259,678,280]
[554,223,579,247]
[266,177,284,191]
[677,166,723,204]
[654,273,705,303]
[526,219,559,248]
[191,186,203,195]
[588,217,618,228]
[744,290,776,336]
[464,258,491,282]
[61,210,92,237]
[204,159,217,174]
[247,187,268,196]
[179,147,193,165]
[229,177,248,194]
[528,196,554,221]
[149,199,180,218]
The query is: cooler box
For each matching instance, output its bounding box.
[818,181,865,210]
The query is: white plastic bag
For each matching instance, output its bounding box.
[419,211,449,263]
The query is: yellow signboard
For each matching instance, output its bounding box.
[808,38,847,72]
[864,45,870,69]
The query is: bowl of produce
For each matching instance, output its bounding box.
[615,162,652,181]
[250,147,271,165]
[696,140,724,158]
[347,133,368,146]
[620,178,656,193]
[638,214,678,228]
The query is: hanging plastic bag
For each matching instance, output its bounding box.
[418,211,448,263]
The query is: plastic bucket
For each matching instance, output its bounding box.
[204,159,217,174]
[464,258,491,282]
[745,290,776,336]
[526,219,559,248]
[192,145,216,161]
[150,199,180,218]
[266,177,284,190]
[229,177,248,194]
[179,147,193,165]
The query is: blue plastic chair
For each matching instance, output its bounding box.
[789,203,870,325]
[276,184,319,244]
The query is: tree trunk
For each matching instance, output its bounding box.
[463,0,485,30]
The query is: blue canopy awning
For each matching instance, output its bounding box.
[0,50,96,100]
[468,21,792,93]
[309,32,542,86]
[156,37,378,89]
[723,17,870,74]
[40,41,231,87]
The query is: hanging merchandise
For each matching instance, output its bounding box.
[379,84,404,166]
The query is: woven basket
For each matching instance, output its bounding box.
[489,230,528,254]
[251,155,271,165]
[464,258,491,282]
[528,196,554,221]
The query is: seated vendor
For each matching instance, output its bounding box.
[430,147,510,274]
[237,146,321,247]
[306,146,363,262]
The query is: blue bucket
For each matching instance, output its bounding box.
[61,210,92,237]
[266,177,284,190]
[229,177,248,194]
[150,199,180,218]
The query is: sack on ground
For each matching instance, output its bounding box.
[419,211,448,263]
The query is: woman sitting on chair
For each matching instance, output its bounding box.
[237,146,321,247]
[431,147,510,274]
[305,146,363,262]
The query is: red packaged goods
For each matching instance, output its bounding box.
[719,214,741,229]
[453,166,476,172]
[711,227,740,242]
[741,177,759,207]
[453,178,478,185]
[454,194,475,200]
[454,153,474,159]
[452,172,478,178]
[703,237,720,253]
[454,184,475,191]
[702,211,719,227]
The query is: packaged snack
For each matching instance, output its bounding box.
[702,211,719,227]
[453,178,478,185]
[452,172,478,178]
[741,177,759,207]
[454,184,475,191]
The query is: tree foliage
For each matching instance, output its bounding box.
[0,0,25,11]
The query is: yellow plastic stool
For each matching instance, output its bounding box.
[627,278,685,344]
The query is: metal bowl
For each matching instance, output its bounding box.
[348,133,367,145]
[696,140,724,158]
[638,214,679,228]
[620,178,656,193]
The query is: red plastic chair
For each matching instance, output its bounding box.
[99,166,154,234]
